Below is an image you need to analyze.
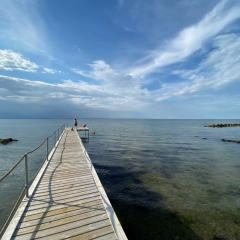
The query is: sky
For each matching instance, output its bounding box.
[0,0,240,119]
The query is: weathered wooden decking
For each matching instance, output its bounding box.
[2,129,127,240]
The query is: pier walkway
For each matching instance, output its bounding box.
[2,129,127,240]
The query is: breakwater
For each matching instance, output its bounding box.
[205,123,240,128]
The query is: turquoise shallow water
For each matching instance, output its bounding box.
[1,119,240,239]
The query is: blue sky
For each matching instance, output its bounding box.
[0,0,240,118]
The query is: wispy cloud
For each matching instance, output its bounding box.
[73,60,136,88]
[73,60,116,81]
[155,33,240,101]
[0,49,38,72]
[73,0,240,96]
[0,0,48,53]
[130,0,240,78]
[73,0,240,103]
[42,67,61,74]
[72,30,240,106]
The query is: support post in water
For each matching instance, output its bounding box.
[24,154,29,198]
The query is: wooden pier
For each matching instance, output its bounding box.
[1,129,127,240]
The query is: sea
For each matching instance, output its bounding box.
[0,119,240,240]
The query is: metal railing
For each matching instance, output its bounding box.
[0,123,65,237]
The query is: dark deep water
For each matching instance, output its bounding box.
[1,119,240,239]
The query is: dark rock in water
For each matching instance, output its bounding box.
[205,123,240,128]
[213,235,226,240]
[0,138,18,145]
[221,139,240,144]
[202,137,207,140]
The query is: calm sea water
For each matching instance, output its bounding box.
[1,119,240,239]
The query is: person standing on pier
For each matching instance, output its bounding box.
[74,118,78,129]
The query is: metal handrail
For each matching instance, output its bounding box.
[0,124,65,184]
[0,155,25,183]
[0,123,66,237]
[25,138,47,155]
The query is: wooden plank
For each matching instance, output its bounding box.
[21,197,102,216]
[95,232,118,240]
[39,176,94,186]
[23,193,101,212]
[13,217,110,239]
[27,189,100,206]
[33,184,97,198]
[18,205,105,228]
[35,179,95,192]
[33,183,96,197]
[21,200,104,221]
[15,212,109,235]
[33,187,98,199]
[65,226,116,240]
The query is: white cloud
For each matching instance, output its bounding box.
[0,74,147,110]
[72,69,92,79]
[73,60,117,81]
[77,1,240,108]
[71,1,240,107]
[130,0,240,78]
[0,49,38,72]
[154,33,240,101]
[42,67,61,74]
[88,60,116,81]
[72,29,240,106]
[1,30,240,114]
[73,60,138,89]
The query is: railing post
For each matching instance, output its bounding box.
[57,128,59,140]
[54,130,56,144]
[24,154,29,198]
[46,137,49,161]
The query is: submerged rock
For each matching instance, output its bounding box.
[205,123,240,128]
[0,138,18,145]
[213,235,226,240]
[221,139,240,144]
